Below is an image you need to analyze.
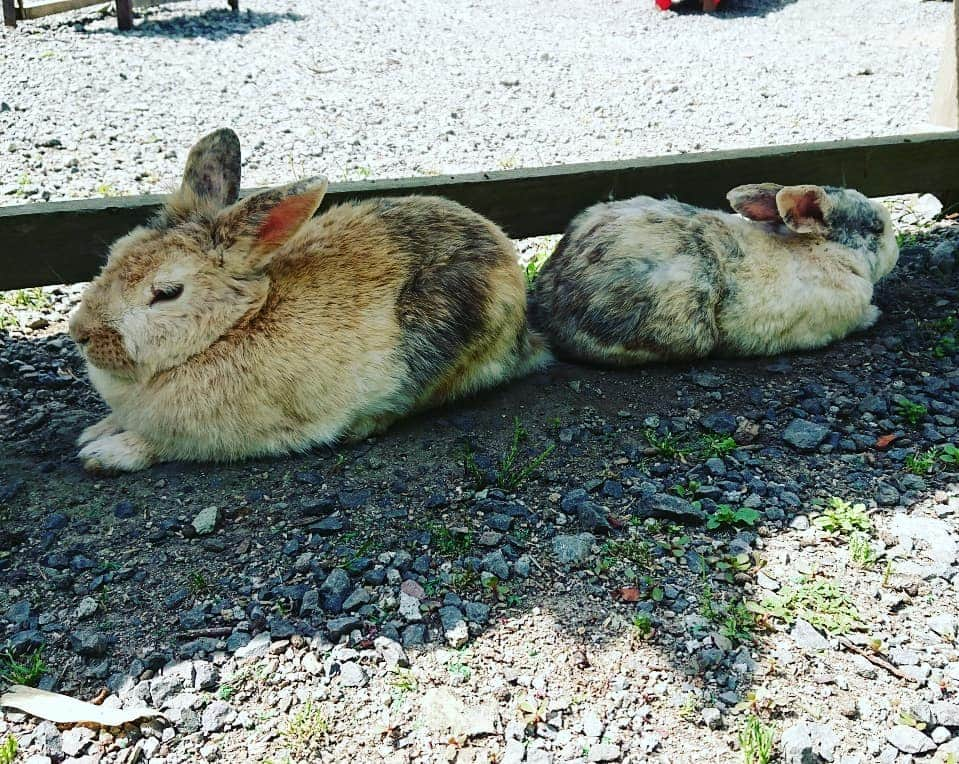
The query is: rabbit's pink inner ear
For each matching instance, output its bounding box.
[256,192,322,249]
[726,184,783,222]
[776,186,829,234]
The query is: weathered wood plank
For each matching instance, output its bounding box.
[115,0,132,29]
[2,0,17,26]
[2,131,959,290]
[17,0,105,19]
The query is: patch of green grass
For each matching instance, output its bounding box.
[631,612,653,639]
[700,434,737,459]
[0,736,17,764]
[283,701,328,759]
[644,429,691,460]
[895,397,927,426]
[849,532,878,570]
[706,505,761,531]
[428,524,473,557]
[0,647,46,686]
[930,316,957,358]
[739,714,774,764]
[599,538,655,569]
[814,497,871,535]
[0,288,49,310]
[753,576,862,635]
[905,448,938,476]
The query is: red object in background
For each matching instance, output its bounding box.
[655,0,722,9]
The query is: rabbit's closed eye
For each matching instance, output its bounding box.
[150,284,184,305]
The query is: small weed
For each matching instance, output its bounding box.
[187,570,209,595]
[95,182,120,197]
[930,316,957,358]
[0,736,16,764]
[881,560,895,588]
[632,612,654,639]
[849,532,878,569]
[754,576,862,634]
[495,418,555,490]
[599,538,654,569]
[524,247,551,285]
[905,448,938,476]
[700,434,737,459]
[449,569,481,591]
[0,647,46,687]
[706,505,761,531]
[428,524,473,557]
[739,714,774,764]
[671,479,701,498]
[644,429,691,460]
[721,600,757,643]
[895,397,927,426]
[283,701,328,759]
[677,695,701,721]
[389,667,418,704]
[814,497,871,535]
[447,659,471,680]
[938,443,959,466]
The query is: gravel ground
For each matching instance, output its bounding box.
[3,2,959,764]
[1,204,958,764]
[0,0,952,203]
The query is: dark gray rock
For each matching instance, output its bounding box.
[782,419,830,451]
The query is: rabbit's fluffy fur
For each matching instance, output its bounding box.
[69,129,548,472]
[530,183,899,366]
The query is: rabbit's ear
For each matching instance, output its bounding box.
[177,128,242,209]
[216,177,328,272]
[727,183,784,222]
[776,185,831,235]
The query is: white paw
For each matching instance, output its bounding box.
[858,305,881,331]
[77,416,120,447]
[78,432,154,473]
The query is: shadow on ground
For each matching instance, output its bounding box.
[81,9,304,39]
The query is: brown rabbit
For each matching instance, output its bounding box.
[69,128,548,472]
[529,184,899,365]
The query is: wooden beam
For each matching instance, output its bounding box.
[17,0,106,19]
[115,0,132,29]
[930,3,959,129]
[2,0,17,26]
[2,131,959,290]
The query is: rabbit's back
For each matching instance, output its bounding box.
[531,199,732,364]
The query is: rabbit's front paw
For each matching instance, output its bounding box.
[78,415,120,447]
[858,305,881,331]
[78,431,154,473]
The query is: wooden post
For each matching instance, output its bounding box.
[116,0,132,29]
[931,2,959,129]
[228,0,238,10]
[2,0,17,27]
